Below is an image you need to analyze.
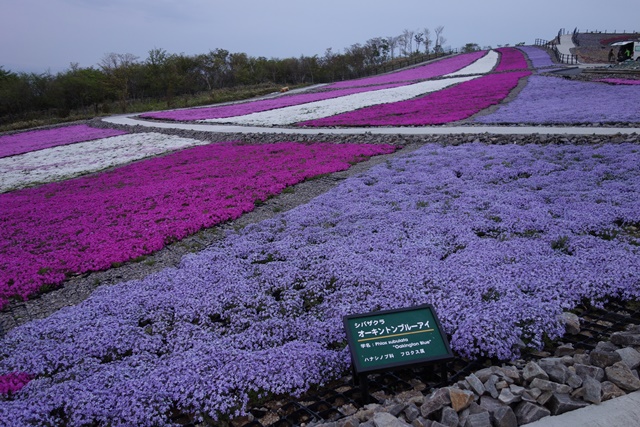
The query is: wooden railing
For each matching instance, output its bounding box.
[534,38,578,65]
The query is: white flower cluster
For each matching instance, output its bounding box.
[0,132,210,192]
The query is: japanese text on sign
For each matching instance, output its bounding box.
[344,304,453,373]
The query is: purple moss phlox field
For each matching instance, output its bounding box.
[2,142,639,425]
[315,50,487,89]
[0,373,31,395]
[596,78,640,85]
[0,125,127,159]
[517,46,556,68]
[139,83,405,121]
[476,75,640,124]
[298,71,530,127]
[0,141,394,308]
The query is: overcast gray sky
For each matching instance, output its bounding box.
[1,0,638,73]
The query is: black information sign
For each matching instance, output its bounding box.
[343,304,453,374]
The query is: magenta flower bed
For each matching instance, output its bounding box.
[0,125,127,159]
[140,83,405,121]
[0,141,395,308]
[596,78,640,85]
[323,51,487,89]
[494,47,528,71]
[0,373,31,396]
[298,71,531,127]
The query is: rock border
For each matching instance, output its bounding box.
[307,322,640,427]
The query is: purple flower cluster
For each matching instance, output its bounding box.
[0,372,31,396]
[323,51,487,89]
[596,78,640,85]
[517,46,556,68]
[0,141,394,308]
[0,125,127,159]
[475,75,640,124]
[140,83,405,121]
[298,71,530,127]
[1,142,638,425]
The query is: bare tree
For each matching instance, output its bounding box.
[402,29,415,55]
[397,33,409,57]
[414,32,425,54]
[434,26,444,46]
[434,26,445,52]
[434,25,445,52]
[423,28,432,53]
[386,36,399,59]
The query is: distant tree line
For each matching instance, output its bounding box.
[0,26,474,125]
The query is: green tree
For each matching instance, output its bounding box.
[229,52,253,85]
[144,48,170,98]
[100,52,139,112]
[461,43,481,53]
[55,64,108,115]
[195,49,230,90]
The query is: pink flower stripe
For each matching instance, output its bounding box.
[298,71,531,127]
[140,83,405,121]
[494,47,529,71]
[596,78,640,85]
[323,51,487,89]
[0,125,127,159]
[0,142,395,308]
[0,372,31,395]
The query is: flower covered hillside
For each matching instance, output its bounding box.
[1,142,639,425]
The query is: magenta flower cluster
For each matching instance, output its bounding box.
[0,125,127,159]
[1,142,638,425]
[0,141,395,308]
[475,75,640,124]
[0,372,31,396]
[494,47,529,71]
[298,71,530,127]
